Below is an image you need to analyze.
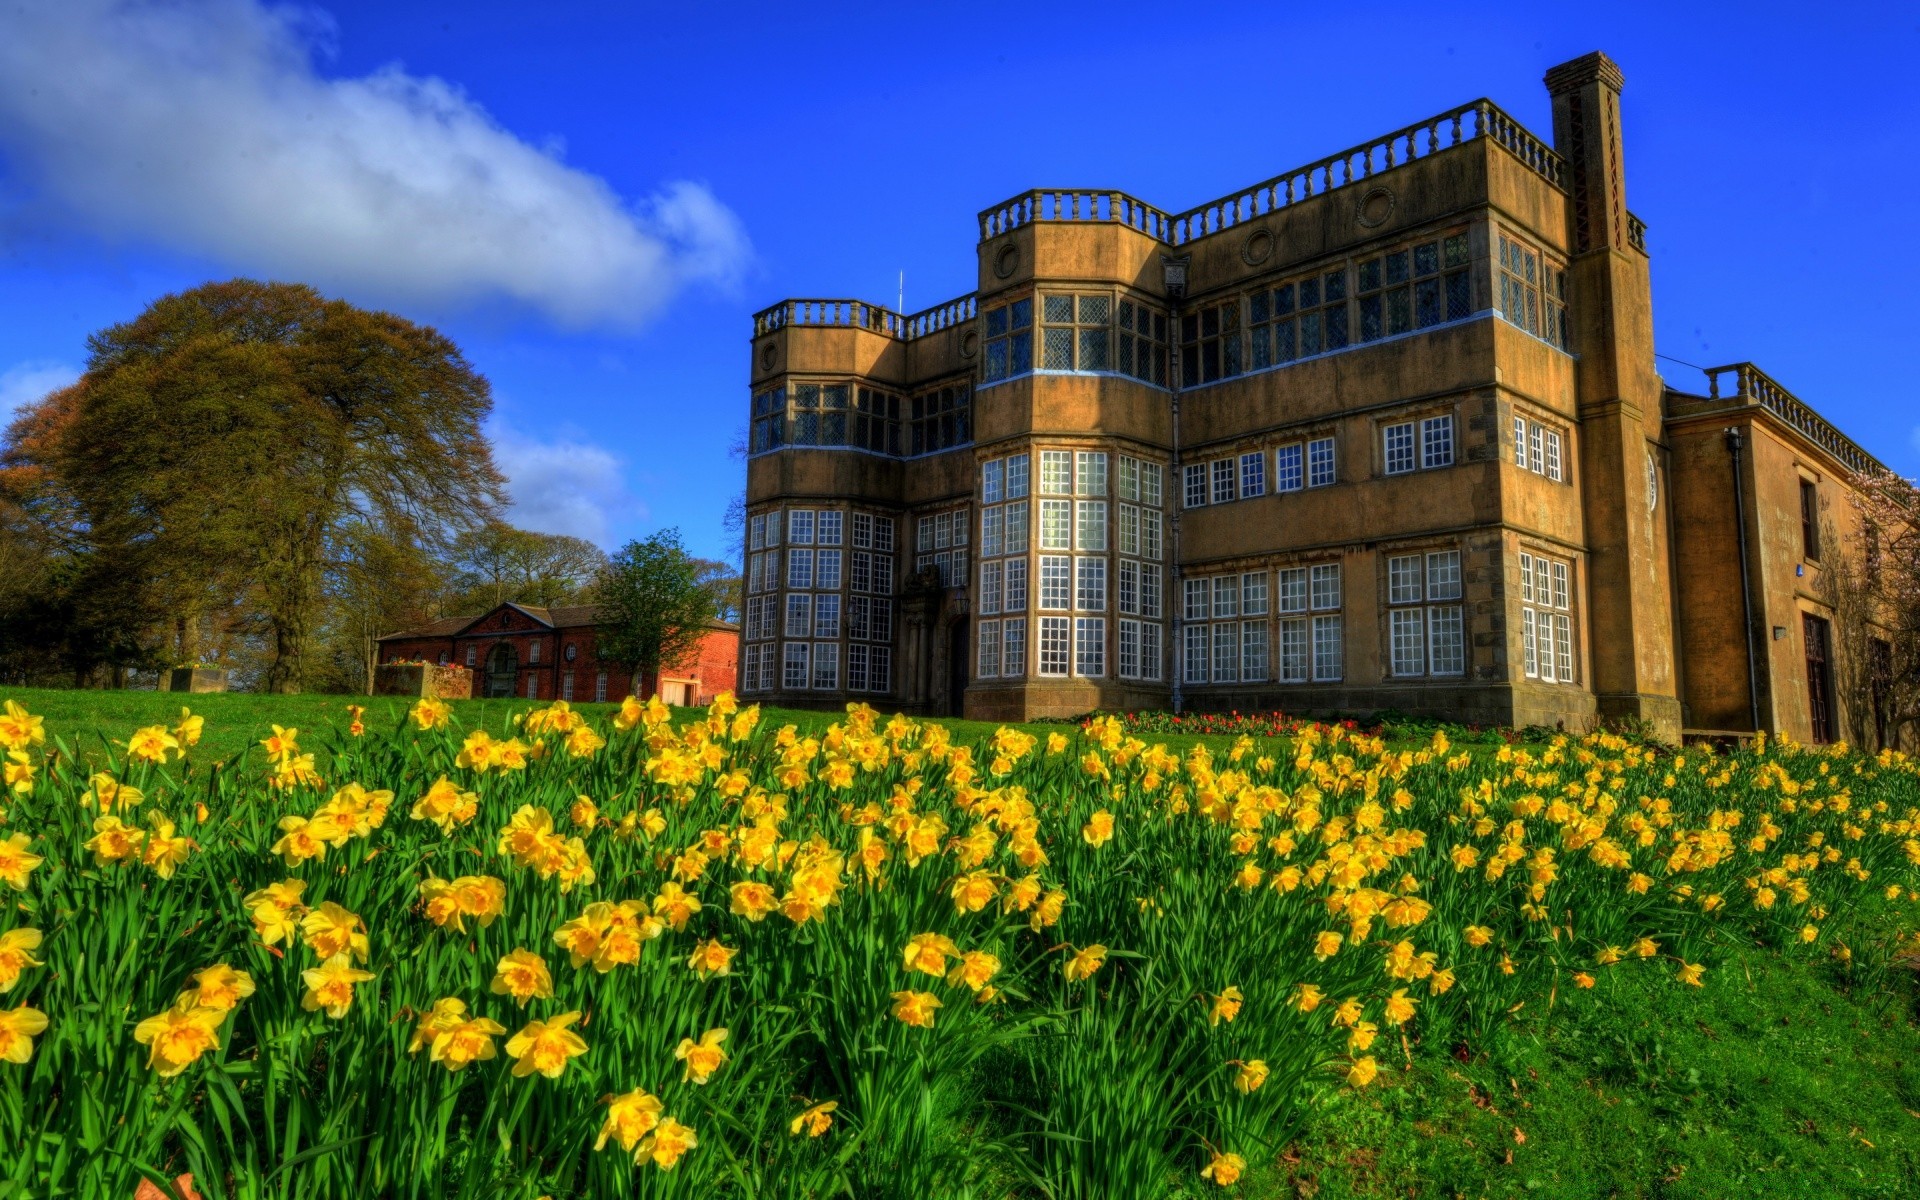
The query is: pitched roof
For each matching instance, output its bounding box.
[375,615,469,641]
[378,603,738,642]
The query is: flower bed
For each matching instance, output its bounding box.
[0,697,1915,1197]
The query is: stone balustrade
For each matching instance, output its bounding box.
[751,293,979,343]
[1628,212,1649,255]
[977,189,1175,241]
[1704,363,1882,475]
[1161,100,1563,245]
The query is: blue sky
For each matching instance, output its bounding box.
[1,1,1916,561]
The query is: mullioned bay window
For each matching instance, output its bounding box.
[748,383,908,456]
[1117,299,1170,385]
[914,508,970,588]
[983,297,1033,383]
[1041,294,1112,371]
[1115,453,1165,682]
[976,452,1032,678]
[1355,234,1471,342]
[1180,300,1243,386]
[909,384,971,455]
[1497,232,1569,349]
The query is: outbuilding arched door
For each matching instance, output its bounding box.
[485,642,518,698]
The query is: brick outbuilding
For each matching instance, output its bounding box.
[376,602,738,706]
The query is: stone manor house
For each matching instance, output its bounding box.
[738,51,1909,747]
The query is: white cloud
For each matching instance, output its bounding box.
[0,1,749,330]
[0,359,80,426]
[490,420,638,548]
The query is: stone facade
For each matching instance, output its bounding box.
[738,51,1909,748]
[375,603,739,708]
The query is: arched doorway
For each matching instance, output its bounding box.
[485,642,518,698]
[946,622,968,716]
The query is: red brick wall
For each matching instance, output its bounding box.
[378,613,738,707]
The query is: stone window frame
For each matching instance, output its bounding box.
[1380,407,1458,477]
[1384,547,1467,679]
[1519,549,1577,684]
[1511,411,1570,484]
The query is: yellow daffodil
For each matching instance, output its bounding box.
[260,725,299,764]
[947,950,1001,994]
[173,709,204,748]
[410,697,450,730]
[1201,1152,1245,1186]
[301,955,375,1019]
[126,725,181,765]
[0,928,42,993]
[1082,809,1115,847]
[0,701,46,751]
[1346,1055,1380,1087]
[1208,986,1244,1026]
[674,1027,729,1084]
[1064,943,1107,982]
[0,834,43,892]
[891,989,942,1028]
[636,1116,698,1170]
[83,815,145,866]
[180,964,254,1012]
[0,1003,49,1064]
[1234,1059,1269,1093]
[902,932,960,978]
[596,1088,663,1153]
[301,902,369,962]
[431,1014,508,1072]
[3,750,31,795]
[790,1100,838,1137]
[506,1011,588,1078]
[490,949,554,1007]
[133,1000,226,1076]
[686,939,737,980]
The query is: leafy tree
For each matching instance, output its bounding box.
[444,520,607,612]
[691,556,742,625]
[592,530,718,689]
[1,280,505,691]
[1842,471,1920,749]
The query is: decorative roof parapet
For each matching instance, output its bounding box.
[752,293,978,342]
[976,98,1564,247]
[1694,363,1886,476]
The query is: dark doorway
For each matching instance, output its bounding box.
[486,642,519,698]
[1870,638,1893,750]
[947,623,968,716]
[1803,614,1835,744]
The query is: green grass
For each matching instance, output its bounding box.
[6,687,1918,1199]
[3,686,1321,769]
[1252,933,1920,1200]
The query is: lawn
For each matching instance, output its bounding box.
[6,685,1320,768]
[1,687,1916,1199]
